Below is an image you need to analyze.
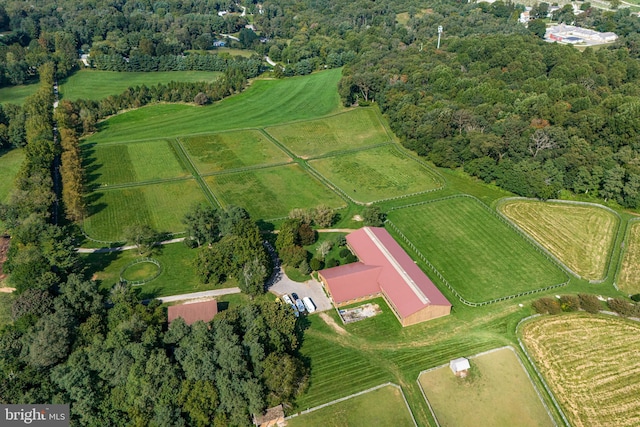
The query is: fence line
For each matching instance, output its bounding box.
[119,257,162,286]
[612,217,640,293]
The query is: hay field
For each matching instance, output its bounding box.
[521,314,640,427]
[204,164,345,220]
[83,180,208,242]
[618,222,640,294]
[265,109,390,158]
[419,347,553,427]
[387,197,567,303]
[84,140,188,186]
[180,130,290,174]
[309,146,442,203]
[286,385,415,427]
[500,200,618,280]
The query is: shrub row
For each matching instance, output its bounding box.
[532,294,640,318]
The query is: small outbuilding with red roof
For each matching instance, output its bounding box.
[318,227,451,327]
[167,299,218,325]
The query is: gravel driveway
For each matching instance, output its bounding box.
[268,267,333,312]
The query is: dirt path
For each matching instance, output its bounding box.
[319,312,348,335]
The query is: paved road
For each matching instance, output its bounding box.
[77,237,186,253]
[152,287,241,303]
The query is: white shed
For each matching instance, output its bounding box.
[450,357,471,377]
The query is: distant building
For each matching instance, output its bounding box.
[450,357,471,377]
[167,299,218,325]
[318,227,451,327]
[218,10,228,17]
[519,9,531,24]
[546,24,617,45]
[213,40,227,47]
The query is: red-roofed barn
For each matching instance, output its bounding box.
[167,299,218,325]
[318,227,451,327]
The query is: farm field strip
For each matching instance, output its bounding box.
[499,200,618,281]
[204,164,346,220]
[418,347,554,427]
[387,196,568,303]
[308,145,443,204]
[616,221,640,295]
[0,149,24,202]
[520,314,640,427]
[264,108,391,158]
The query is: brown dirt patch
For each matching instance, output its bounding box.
[319,312,348,335]
[0,236,9,282]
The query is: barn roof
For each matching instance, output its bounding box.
[167,299,218,325]
[320,263,382,304]
[450,357,471,373]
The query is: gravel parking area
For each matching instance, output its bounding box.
[269,267,333,312]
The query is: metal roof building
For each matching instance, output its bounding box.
[167,299,218,325]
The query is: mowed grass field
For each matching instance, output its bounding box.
[286,385,415,427]
[84,140,188,186]
[419,347,553,427]
[83,180,208,242]
[618,221,640,294]
[59,70,222,101]
[204,164,345,219]
[0,149,25,232]
[0,82,40,105]
[265,108,390,158]
[387,197,567,303]
[179,130,290,174]
[309,146,442,203]
[87,69,343,144]
[521,314,640,427]
[500,200,618,280]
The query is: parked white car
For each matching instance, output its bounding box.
[295,298,306,313]
[282,294,293,305]
[303,297,316,313]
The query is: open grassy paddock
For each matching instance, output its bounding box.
[86,69,343,144]
[616,221,640,295]
[500,200,618,280]
[84,140,189,187]
[179,130,290,174]
[0,82,40,105]
[419,347,553,427]
[204,164,345,220]
[309,145,442,203]
[0,149,24,202]
[521,313,640,427]
[83,179,208,242]
[265,108,390,158]
[387,197,568,303]
[287,384,415,427]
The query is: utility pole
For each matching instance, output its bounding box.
[437,25,443,49]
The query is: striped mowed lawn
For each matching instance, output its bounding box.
[0,149,25,232]
[84,140,189,186]
[387,197,567,303]
[180,130,290,174]
[265,108,390,158]
[204,164,345,220]
[83,179,208,242]
[617,221,640,294]
[499,200,618,281]
[309,145,442,203]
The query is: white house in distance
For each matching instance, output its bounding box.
[450,357,471,378]
[546,24,618,46]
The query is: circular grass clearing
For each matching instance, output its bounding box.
[120,258,162,285]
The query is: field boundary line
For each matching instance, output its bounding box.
[612,217,640,294]
[305,142,394,160]
[91,175,194,191]
[171,138,222,208]
[516,316,572,427]
[285,382,417,427]
[255,128,300,159]
[199,160,295,177]
[496,197,623,283]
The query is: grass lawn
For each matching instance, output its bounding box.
[59,70,221,101]
[84,242,236,299]
[309,145,442,203]
[419,347,553,427]
[86,69,343,144]
[83,140,189,186]
[83,179,209,242]
[500,200,618,280]
[521,313,640,427]
[387,197,567,303]
[120,260,160,282]
[0,291,14,328]
[287,385,415,427]
[179,130,290,174]
[0,148,25,232]
[204,164,345,220]
[617,221,640,295]
[0,82,40,105]
[265,108,390,158]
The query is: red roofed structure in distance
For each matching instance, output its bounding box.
[318,227,451,327]
[167,299,218,325]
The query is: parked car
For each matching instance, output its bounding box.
[303,297,316,313]
[295,298,306,313]
[290,304,299,317]
[282,294,293,305]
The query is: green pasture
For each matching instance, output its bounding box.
[86,69,343,144]
[419,348,553,427]
[287,385,415,427]
[309,145,442,203]
[84,140,188,186]
[499,200,618,281]
[59,70,221,101]
[387,197,567,303]
[83,180,208,242]
[120,261,160,282]
[265,108,390,158]
[0,149,24,202]
[617,221,640,295]
[204,164,345,220]
[83,242,236,299]
[0,82,40,105]
[179,130,290,174]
